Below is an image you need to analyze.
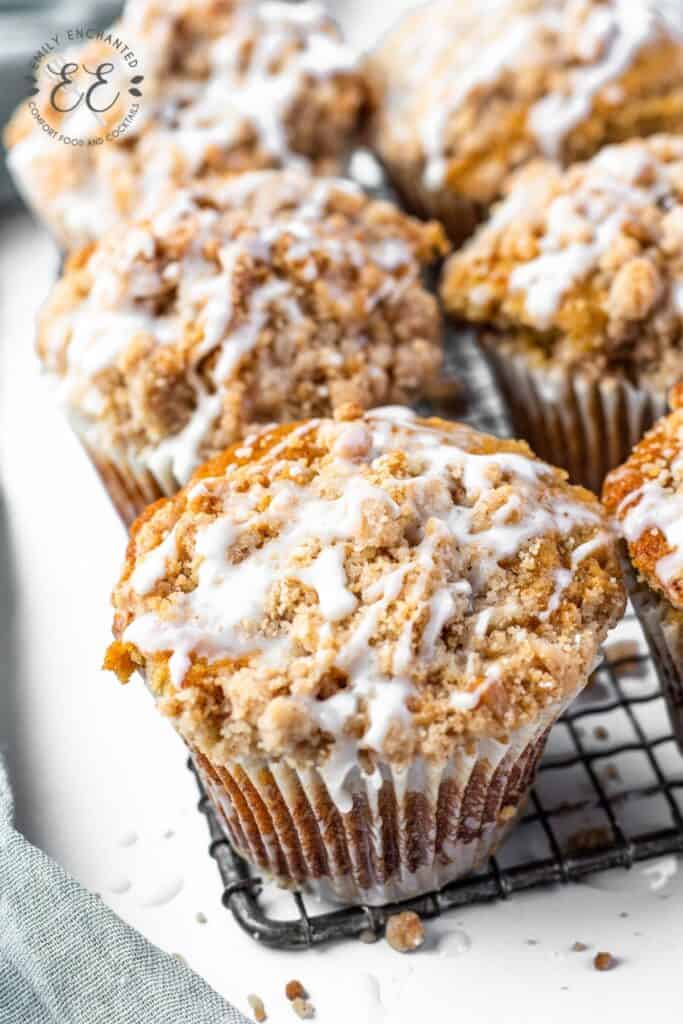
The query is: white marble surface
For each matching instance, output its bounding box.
[1,3,683,1020]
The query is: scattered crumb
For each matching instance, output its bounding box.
[571,941,588,952]
[195,912,207,925]
[248,994,267,1022]
[568,826,612,853]
[291,996,315,1019]
[163,829,175,839]
[285,980,307,1002]
[594,726,609,741]
[172,953,187,966]
[359,929,378,944]
[594,952,618,972]
[560,986,569,991]
[605,764,622,782]
[525,938,539,946]
[619,911,629,919]
[385,912,425,953]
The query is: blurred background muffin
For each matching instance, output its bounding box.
[106,405,625,903]
[366,0,683,240]
[442,135,683,492]
[38,169,448,523]
[4,0,368,249]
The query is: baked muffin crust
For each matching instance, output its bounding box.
[367,0,683,225]
[441,136,683,390]
[106,407,624,772]
[38,170,447,493]
[5,0,367,248]
[603,384,683,608]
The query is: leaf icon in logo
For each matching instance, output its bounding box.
[130,75,144,84]
[128,88,142,97]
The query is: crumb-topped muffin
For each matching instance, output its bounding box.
[603,384,683,748]
[366,0,683,240]
[38,170,448,524]
[4,0,367,249]
[106,405,624,903]
[441,136,683,491]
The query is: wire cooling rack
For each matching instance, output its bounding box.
[191,328,683,949]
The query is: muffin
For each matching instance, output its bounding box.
[105,405,625,904]
[366,0,683,240]
[38,170,448,525]
[603,384,683,749]
[441,136,683,492]
[4,0,367,249]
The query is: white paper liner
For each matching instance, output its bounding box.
[71,413,177,526]
[621,553,683,752]
[482,343,668,494]
[191,700,566,906]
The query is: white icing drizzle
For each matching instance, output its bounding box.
[130,525,180,596]
[124,408,607,762]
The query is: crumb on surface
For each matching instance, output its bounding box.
[385,911,425,953]
[248,994,267,1022]
[594,951,618,972]
[291,997,315,1019]
[571,941,588,952]
[195,911,207,925]
[285,980,307,1002]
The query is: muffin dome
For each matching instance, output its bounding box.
[5,0,367,248]
[366,0,683,237]
[106,406,625,774]
[603,384,683,609]
[38,170,447,522]
[441,136,683,388]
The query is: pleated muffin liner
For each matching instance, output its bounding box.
[190,701,565,906]
[481,341,668,494]
[73,416,174,527]
[620,552,683,752]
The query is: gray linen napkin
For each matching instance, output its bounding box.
[0,758,248,1024]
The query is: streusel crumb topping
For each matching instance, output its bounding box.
[106,408,624,773]
[442,136,683,389]
[367,0,683,207]
[603,385,683,608]
[38,170,447,492]
[5,0,367,247]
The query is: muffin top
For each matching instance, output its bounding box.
[367,0,683,204]
[5,0,366,248]
[603,385,683,608]
[39,170,447,493]
[106,406,624,778]
[441,136,683,387]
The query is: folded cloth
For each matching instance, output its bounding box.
[0,758,248,1024]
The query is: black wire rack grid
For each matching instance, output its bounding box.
[191,328,683,949]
